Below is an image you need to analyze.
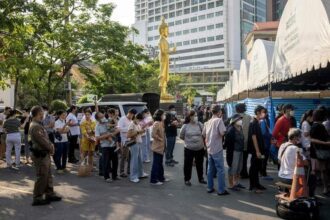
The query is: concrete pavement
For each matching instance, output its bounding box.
[0,139,329,220]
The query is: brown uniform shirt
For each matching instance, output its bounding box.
[29,120,52,152]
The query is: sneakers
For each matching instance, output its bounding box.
[143,160,151,163]
[161,178,171,183]
[56,170,64,174]
[130,178,140,183]
[32,199,50,206]
[171,160,179,164]
[140,173,149,178]
[185,181,192,186]
[105,178,113,183]
[151,181,164,186]
[46,195,62,202]
[120,174,128,178]
[199,179,207,184]
[165,162,175,167]
[217,190,230,196]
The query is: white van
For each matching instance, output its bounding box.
[76,101,147,117]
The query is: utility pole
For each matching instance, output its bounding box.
[65,0,72,106]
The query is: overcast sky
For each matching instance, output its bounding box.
[99,0,135,26]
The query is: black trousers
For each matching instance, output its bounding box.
[260,151,270,176]
[184,148,204,182]
[249,155,262,189]
[102,147,118,180]
[240,150,249,177]
[68,135,78,161]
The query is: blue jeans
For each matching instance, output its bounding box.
[130,143,144,181]
[165,136,176,163]
[207,150,226,193]
[150,152,165,183]
[53,142,68,170]
[142,131,151,162]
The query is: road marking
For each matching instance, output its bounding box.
[0,185,82,204]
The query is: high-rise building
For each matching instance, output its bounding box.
[266,0,287,21]
[132,0,267,92]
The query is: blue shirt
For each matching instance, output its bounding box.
[95,122,114,148]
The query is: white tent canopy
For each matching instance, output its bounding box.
[232,70,240,95]
[248,39,274,90]
[271,0,330,82]
[238,59,250,93]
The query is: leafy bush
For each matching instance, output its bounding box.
[50,99,68,113]
[77,95,89,104]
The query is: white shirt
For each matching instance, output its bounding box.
[66,113,80,136]
[118,116,131,144]
[202,117,226,155]
[128,122,143,143]
[54,119,68,143]
[301,121,311,149]
[278,143,305,179]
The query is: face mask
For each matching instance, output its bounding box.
[162,115,166,121]
[290,111,295,117]
[43,111,48,118]
[235,120,243,127]
[170,111,176,115]
[101,118,108,123]
[193,116,198,123]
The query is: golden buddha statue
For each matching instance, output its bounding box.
[158,17,176,101]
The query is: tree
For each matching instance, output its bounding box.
[181,87,200,106]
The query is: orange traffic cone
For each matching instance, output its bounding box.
[290,150,308,200]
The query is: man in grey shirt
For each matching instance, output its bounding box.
[42,106,55,144]
[203,105,228,196]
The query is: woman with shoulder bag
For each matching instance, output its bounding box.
[54,110,70,174]
[179,110,206,186]
[127,113,148,183]
[310,109,330,196]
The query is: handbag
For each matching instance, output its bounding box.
[77,158,91,177]
[124,139,136,148]
[315,148,330,160]
[54,131,62,141]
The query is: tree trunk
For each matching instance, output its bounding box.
[13,69,19,109]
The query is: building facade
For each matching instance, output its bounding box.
[266,0,287,21]
[133,0,267,92]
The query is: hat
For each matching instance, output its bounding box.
[230,114,243,125]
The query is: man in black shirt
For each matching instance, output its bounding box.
[165,105,179,166]
[248,105,267,193]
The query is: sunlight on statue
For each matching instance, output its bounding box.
[158,17,176,101]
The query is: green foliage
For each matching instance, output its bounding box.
[50,100,68,113]
[207,86,218,95]
[77,95,89,104]
[181,87,200,106]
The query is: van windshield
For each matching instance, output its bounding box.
[122,104,147,115]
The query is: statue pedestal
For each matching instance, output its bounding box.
[160,94,175,103]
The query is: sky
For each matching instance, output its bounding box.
[99,0,135,26]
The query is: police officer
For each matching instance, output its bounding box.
[29,106,62,206]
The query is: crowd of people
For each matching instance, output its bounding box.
[0,102,329,206]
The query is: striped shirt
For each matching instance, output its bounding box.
[3,118,21,134]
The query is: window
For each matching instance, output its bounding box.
[207,36,215,41]
[216,0,223,7]
[199,38,206,43]
[177,42,182,46]
[190,17,197,22]
[176,10,183,16]
[155,8,161,14]
[183,29,190,35]
[192,6,198,13]
[155,0,161,7]
[148,36,153,41]
[191,39,198,44]
[183,40,190,45]
[169,33,175,37]
[208,2,215,9]
[148,2,154,8]
[169,4,175,10]
[169,12,175,18]
[216,35,223,40]
[168,21,174,26]
[184,0,190,7]
[183,18,189,23]
[184,8,190,14]
[198,26,206,31]
[191,28,198,33]
[192,0,198,5]
[176,31,182,36]
[148,17,154,22]
[162,6,168,12]
[155,15,161,21]
[148,26,153,31]
[198,15,206,20]
[175,20,182,25]
[176,2,183,9]
[154,25,158,30]
[199,0,206,3]
[215,11,223,16]
[154,36,159,40]
[207,24,214,30]
[207,13,214,18]
[162,0,167,5]
[163,14,168,19]
[216,23,223,28]
[148,10,154,16]
[199,4,206,11]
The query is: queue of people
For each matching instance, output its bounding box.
[0,102,329,206]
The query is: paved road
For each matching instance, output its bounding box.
[0,139,329,220]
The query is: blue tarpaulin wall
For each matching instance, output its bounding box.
[224,98,330,130]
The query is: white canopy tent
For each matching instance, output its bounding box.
[248,39,275,90]
[271,0,330,82]
[238,59,250,93]
[231,70,240,95]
